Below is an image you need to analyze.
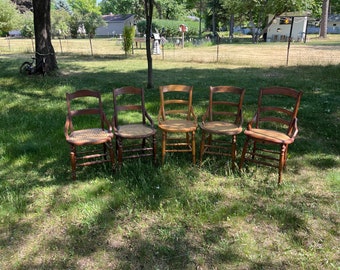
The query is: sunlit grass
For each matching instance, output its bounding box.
[0,39,339,269]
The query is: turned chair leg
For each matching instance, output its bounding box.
[192,131,196,164]
[161,132,166,165]
[239,137,250,170]
[199,131,206,166]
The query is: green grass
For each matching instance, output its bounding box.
[0,39,339,269]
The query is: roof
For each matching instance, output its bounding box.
[102,14,134,22]
[328,14,340,22]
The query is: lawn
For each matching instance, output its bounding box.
[0,37,339,269]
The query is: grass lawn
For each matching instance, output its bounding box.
[0,37,339,269]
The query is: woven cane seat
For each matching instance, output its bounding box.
[116,124,156,138]
[200,121,242,135]
[244,128,294,144]
[67,128,113,145]
[159,119,197,132]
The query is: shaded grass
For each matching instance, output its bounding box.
[0,47,339,269]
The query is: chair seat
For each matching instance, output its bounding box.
[159,119,197,132]
[67,128,113,145]
[116,124,156,138]
[200,121,242,135]
[244,128,294,144]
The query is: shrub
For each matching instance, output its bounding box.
[137,19,199,38]
[122,25,135,56]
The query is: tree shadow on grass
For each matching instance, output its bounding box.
[0,56,339,268]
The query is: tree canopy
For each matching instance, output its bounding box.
[0,0,21,36]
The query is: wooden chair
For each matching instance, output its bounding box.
[199,86,245,169]
[64,89,115,180]
[239,87,303,184]
[113,86,156,167]
[158,85,197,164]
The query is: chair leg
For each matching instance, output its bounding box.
[70,145,77,180]
[117,137,123,167]
[107,141,115,172]
[278,144,286,184]
[161,132,166,164]
[153,135,157,164]
[251,141,257,160]
[239,137,250,170]
[103,143,108,160]
[192,131,196,164]
[231,135,236,170]
[283,145,289,168]
[199,131,206,166]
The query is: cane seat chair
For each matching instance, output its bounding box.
[64,89,115,180]
[113,86,156,167]
[239,87,303,184]
[158,85,197,164]
[199,86,245,169]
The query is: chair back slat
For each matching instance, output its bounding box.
[113,86,148,126]
[159,85,194,121]
[207,86,245,124]
[256,87,303,134]
[66,89,106,132]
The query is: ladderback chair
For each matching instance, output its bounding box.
[64,89,114,180]
[113,86,156,167]
[239,86,303,184]
[199,86,245,169]
[158,85,197,164]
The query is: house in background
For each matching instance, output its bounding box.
[96,13,135,37]
[267,12,309,42]
[328,14,340,33]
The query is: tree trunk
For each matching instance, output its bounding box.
[145,0,154,89]
[229,14,234,40]
[32,0,58,74]
[319,0,329,38]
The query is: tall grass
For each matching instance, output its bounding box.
[0,39,339,269]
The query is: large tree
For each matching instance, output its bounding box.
[144,0,154,89]
[32,0,58,73]
[319,0,329,38]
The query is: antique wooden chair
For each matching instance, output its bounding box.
[199,86,245,169]
[112,86,156,167]
[158,85,197,164]
[239,87,303,184]
[64,89,115,180]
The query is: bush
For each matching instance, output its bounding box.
[122,25,135,56]
[137,19,199,38]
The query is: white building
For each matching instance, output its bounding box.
[267,12,309,42]
[96,14,135,37]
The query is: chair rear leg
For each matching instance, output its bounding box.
[239,137,250,170]
[192,131,196,164]
[70,145,77,180]
[199,131,206,166]
[251,141,257,160]
[107,141,115,172]
[278,144,286,184]
[117,137,123,167]
[161,132,166,164]
[153,135,157,164]
[231,135,237,170]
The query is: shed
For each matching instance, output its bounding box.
[96,14,135,37]
[267,12,309,42]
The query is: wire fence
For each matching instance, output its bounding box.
[1,37,339,67]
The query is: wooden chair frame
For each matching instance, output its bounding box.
[158,85,197,164]
[239,86,303,184]
[64,89,114,180]
[113,86,156,167]
[199,86,245,169]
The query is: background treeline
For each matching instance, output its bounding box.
[1,0,340,40]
